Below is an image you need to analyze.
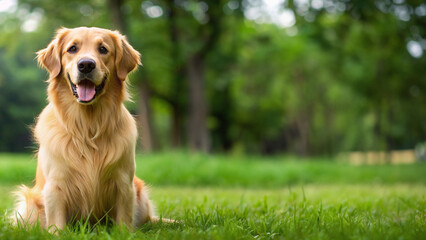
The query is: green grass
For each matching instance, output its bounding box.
[1,152,425,187]
[0,153,425,239]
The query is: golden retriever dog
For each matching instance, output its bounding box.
[13,27,158,233]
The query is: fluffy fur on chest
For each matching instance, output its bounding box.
[33,87,138,222]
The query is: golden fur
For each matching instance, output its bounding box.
[13,27,156,233]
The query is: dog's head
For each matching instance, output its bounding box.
[37,27,140,104]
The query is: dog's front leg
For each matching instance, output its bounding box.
[115,184,135,229]
[44,182,67,233]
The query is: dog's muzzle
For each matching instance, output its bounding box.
[68,73,107,104]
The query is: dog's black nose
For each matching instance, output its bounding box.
[77,58,96,74]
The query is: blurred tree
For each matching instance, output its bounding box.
[162,0,227,152]
[0,0,424,156]
[106,0,155,152]
[0,17,49,151]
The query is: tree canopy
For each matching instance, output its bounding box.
[0,0,424,155]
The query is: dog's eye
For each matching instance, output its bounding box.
[98,46,108,54]
[67,45,77,53]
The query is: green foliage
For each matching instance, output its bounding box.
[0,0,424,154]
[0,29,46,152]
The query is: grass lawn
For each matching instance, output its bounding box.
[0,153,425,239]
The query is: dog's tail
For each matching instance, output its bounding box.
[150,216,177,223]
[11,185,45,227]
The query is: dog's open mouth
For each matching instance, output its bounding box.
[68,74,106,103]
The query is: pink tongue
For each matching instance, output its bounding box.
[77,81,96,102]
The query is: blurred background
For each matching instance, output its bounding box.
[0,0,425,159]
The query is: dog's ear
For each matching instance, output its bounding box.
[37,28,69,79]
[113,32,141,81]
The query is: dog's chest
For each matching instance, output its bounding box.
[36,105,136,220]
[41,138,131,219]
[63,159,123,219]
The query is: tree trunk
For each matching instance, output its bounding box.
[137,82,154,152]
[187,54,210,152]
[167,2,185,148]
[171,104,182,147]
[107,0,153,152]
[215,84,233,151]
[107,0,127,33]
